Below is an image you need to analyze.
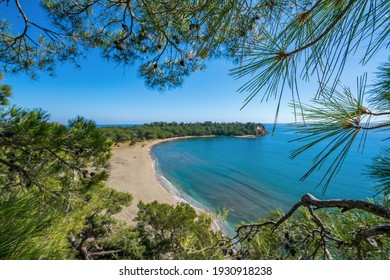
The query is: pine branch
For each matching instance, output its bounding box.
[364,111,390,117]
[286,0,357,57]
[353,225,390,245]
[227,193,389,259]
[68,236,92,260]
[233,221,276,245]
[271,201,303,230]
[9,0,66,47]
[89,249,122,257]
[0,157,29,178]
[357,122,390,130]
[299,193,390,219]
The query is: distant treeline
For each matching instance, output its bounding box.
[100,122,268,144]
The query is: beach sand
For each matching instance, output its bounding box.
[106,137,222,231]
[106,139,181,226]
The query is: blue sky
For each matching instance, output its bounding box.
[1,1,387,125]
[6,56,301,124]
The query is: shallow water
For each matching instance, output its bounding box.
[151,124,388,231]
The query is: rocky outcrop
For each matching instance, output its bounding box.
[256,125,269,136]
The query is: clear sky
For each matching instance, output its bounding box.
[1,1,387,125]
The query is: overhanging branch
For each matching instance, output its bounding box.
[353,225,390,245]
[286,0,357,57]
[299,193,390,219]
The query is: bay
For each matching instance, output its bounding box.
[151,124,388,232]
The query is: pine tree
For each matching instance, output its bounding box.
[0,0,389,259]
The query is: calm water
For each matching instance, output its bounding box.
[151,124,388,232]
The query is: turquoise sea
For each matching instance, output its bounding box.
[151,124,388,233]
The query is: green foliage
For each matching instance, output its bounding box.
[0,191,60,259]
[66,213,145,260]
[278,59,389,260]
[288,61,390,193]
[0,1,81,78]
[369,58,390,112]
[1,1,389,110]
[1,0,263,88]
[0,72,11,105]
[0,0,389,261]
[237,202,390,260]
[369,148,390,195]
[0,76,227,260]
[0,80,225,260]
[100,122,268,144]
[0,106,112,207]
[60,182,133,235]
[232,0,389,120]
[289,80,368,192]
[135,201,224,259]
[0,81,139,259]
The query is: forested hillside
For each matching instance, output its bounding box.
[100,122,268,144]
[0,0,389,261]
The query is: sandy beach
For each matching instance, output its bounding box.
[106,138,184,226]
[106,136,224,232]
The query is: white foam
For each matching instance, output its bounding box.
[151,153,236,234]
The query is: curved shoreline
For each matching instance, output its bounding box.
[105,139,180,226]
[106,136,221,229]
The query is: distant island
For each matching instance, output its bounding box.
[100,121,269,145]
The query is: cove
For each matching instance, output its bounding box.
[151,125,386,231]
